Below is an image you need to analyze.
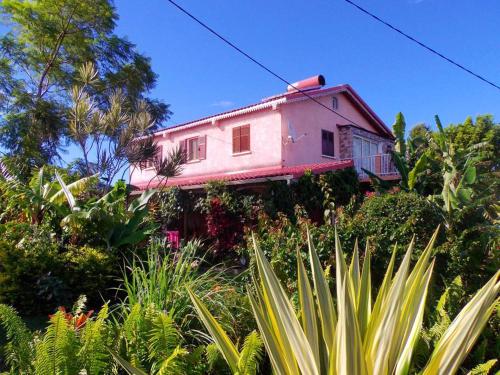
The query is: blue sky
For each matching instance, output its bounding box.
[114,0,499,130]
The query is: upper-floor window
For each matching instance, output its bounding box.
[322,129,334,157]
[232,124,250,154]
[353,136,378,158]
[188,137,199,161]
[180,135,206,162]
[332,96,338,110]
[141,146,162,169]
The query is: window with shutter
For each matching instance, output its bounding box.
[179,140,187,163]
[179,135,207,162]
[142,145,162,169]
[187,137,199,161]
[232,125,250,154]
[198,135,206,159]
[321,129,335,157]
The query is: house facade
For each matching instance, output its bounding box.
[130,76,397,190]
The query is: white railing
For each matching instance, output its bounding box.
[350,154,399,179]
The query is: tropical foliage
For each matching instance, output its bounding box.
[0,0,169,173]
[118,238,254,341]
[190,230,499,375]
[0,2,498,372]
[0,166,97,224]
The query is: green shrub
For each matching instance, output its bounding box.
[338,191,444,280]
[241,208,336,292]
[266,168,360,222]
[0,223,119,313]
[62,245,118,308]
[0,225,67,314]
[148,187,187,230]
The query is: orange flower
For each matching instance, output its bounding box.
[49,307,93,330]
[75,310,93,329]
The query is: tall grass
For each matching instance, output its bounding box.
[118,238,250,341]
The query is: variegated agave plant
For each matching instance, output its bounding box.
[189,228,499,375]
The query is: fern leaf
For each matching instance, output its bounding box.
[0,304,34,372]
[205,343,221,371]
[78,305,110,374]
[156,346,188,375]
[467,359,498,375]
[147,312,178,363]
[237,331,263,375]
[34,310,79,375]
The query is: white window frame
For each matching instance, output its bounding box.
[187,137,199,161]
[332,96,338,110]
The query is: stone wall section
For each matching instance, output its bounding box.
[338,125,394,159]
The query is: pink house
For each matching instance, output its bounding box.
[130,75,397,191]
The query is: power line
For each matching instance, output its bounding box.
[342,0,500,91]
[165,0,370,131]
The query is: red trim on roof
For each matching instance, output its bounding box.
[133,160,353,190]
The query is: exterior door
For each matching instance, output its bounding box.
[353,136,378,176]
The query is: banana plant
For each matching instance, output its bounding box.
[190,229,499,375]
[59,178,157,249]
[0,166,98,224]
[429,115,479,217]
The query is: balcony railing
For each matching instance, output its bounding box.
[349,154,399,179]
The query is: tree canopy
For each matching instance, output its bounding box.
[0,0,170,177]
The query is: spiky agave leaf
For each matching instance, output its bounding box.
[187,287,239,373]
[189,228,499,375]
[109,349,148,375]
[252,234,319,375]
[423,270,500,375]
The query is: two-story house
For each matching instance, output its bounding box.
[130,75,397,191]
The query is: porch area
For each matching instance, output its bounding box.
[350,153,400,180]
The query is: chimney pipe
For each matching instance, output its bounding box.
[287,75,326,92]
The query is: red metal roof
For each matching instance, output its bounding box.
[133,159,354,190]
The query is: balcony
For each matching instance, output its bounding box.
[350,154,399,180]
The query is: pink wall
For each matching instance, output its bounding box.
[129,108,283,185]
[280,93,379,166]
[130,89,389,186]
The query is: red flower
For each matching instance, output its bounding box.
[49,307,94,330]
